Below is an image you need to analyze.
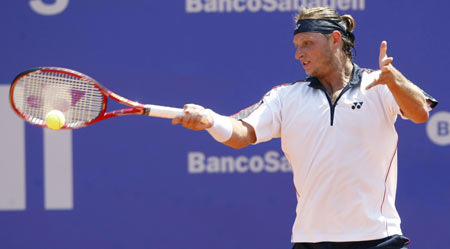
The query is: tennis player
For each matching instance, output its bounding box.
[173,7,438,249]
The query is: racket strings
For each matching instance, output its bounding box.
[12,71,105,127]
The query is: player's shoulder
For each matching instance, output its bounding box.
[265,80,309,96]
[360,67,379,76]
[354,65,381,77]
[359,67,381,86]
[346,64,380,88]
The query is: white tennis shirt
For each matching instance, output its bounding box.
[239,64,413,242]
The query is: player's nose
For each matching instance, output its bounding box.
[295,47,304,60]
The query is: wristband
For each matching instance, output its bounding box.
[206,112,233,142]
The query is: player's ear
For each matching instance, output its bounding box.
[329,31,342,48]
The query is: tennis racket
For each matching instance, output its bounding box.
[9,67,191,129]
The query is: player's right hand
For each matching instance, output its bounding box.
[172,104,214,130]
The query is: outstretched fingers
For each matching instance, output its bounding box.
[366,41,394,90]
[379,41,394,68]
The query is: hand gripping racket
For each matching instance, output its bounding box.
[9,67,188,129]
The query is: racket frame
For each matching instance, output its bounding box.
[9,67,155,129]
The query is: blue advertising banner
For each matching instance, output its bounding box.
[0,1,448,249]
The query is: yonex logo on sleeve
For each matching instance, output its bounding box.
[352,102,363,109]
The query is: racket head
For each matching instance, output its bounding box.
[9,67,108,129]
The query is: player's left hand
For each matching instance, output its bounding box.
[365,41,398,90]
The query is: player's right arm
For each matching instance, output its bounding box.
[224,118,256,149]
[171,104,256,149]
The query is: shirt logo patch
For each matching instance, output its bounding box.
[352,102,363,110]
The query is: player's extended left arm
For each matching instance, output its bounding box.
[366,41,429,123]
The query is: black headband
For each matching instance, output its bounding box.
[294,19,354,41]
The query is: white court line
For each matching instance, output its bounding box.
[0,85,26,210]
[44,127,73,210]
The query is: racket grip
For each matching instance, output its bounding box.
[144,104,184,119]
[143,104,209,123]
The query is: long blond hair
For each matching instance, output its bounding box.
[295,7,356,60]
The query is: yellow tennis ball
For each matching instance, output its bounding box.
[45,110,65,130]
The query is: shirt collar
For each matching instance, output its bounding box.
[307,63,363,90]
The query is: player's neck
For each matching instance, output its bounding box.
[318,59,353,94]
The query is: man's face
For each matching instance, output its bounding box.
[293,32,334,77]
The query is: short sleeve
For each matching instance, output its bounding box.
[423,91,438,110]
[233,89,282,144]
[363,70,438,119]
[378,84,439,120]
